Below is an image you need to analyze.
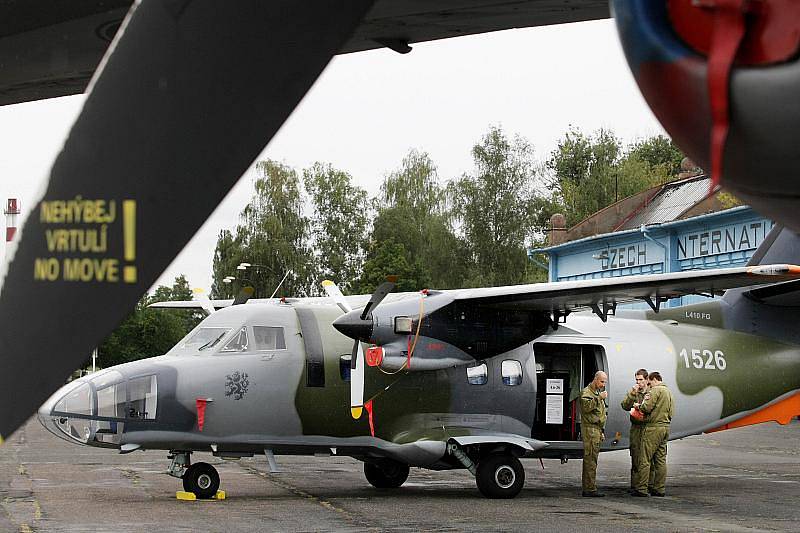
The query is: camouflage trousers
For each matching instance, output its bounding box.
[629,424,653,489]
[582,425,603,492]
[633,425,669,493]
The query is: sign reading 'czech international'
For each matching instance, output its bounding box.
[676,220,773,260]
[596,243,647,271]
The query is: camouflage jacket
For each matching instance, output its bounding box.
[620,387,648,425]
[639,383,674,426]
[580,385,607,428]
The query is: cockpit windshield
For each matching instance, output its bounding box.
[170,327,231,355]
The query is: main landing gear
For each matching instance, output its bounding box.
[475,453,525,499]
[363,459,410,489]
[447,442,526,499]
[168,451,221,499]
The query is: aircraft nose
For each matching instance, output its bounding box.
[333,310,374,343]
[37,386,64,437]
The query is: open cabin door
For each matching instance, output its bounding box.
[532,343,606,442]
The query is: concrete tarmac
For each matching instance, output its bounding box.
[2,418,800,532]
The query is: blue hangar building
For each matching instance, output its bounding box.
[529,174,773,308]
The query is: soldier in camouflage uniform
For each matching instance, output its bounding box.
[580,370,608,497]
[620,368,649,492]
[632,371,675,497]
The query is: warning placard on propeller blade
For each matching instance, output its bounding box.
[33,197,137,284]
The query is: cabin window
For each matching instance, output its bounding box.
[222,327,249,352]
[339,354,351,382]
[501,360,523,386]
[93,371,126,418]
[466,363,488,385]
[252,326,286,350]
[128,375,157,420]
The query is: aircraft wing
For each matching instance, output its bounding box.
[149,300,233,311]
[0,0,609,107]
[450,264,800,313]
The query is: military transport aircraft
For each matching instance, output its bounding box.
[3,0,800,450]
[37,226,800,498]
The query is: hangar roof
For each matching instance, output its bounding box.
[619,176,712,230]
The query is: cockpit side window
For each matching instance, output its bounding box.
[97,384,127,418]
[128,375,157,420]
[252,326,286,350]
[221,327,249,353]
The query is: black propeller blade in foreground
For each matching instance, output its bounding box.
[0,0,374,442]
[359,276,398,320]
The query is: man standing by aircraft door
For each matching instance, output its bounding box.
[632,371,675,497]
[580,371,608,497]
[620,369,649,493]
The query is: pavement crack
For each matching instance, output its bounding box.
[239,462,380,531]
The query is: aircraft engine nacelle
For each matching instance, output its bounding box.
[365,339,476,372]
[334,290,550,371]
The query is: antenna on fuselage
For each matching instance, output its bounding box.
[269,270,293,299]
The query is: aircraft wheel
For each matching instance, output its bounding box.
[475,453,524,499]
[182,462,220,499]
[364,460,410,489]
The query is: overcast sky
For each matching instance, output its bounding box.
[0,18,665,293]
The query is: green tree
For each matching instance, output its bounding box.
[627,135,684,176]
[98,275,199,368]
[547,128,622,227]
[360,240,430,293]
[361,150,468,292]
[548,128,685,227]
[211,160,316,298]
[303,162,368,294]
[451,126,541,286]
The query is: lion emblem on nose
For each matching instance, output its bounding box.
[225,371,250,400]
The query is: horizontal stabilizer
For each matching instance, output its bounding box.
[745,279,800,306]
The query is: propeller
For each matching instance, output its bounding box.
[192,288,216,315]
[322,280,365,419]
[360,275,398,320]
[0,0,375,442]
[328,277,398,419]
[232,286,255,306]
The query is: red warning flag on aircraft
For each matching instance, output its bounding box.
[196,398,209,432]
[364,399,375,437]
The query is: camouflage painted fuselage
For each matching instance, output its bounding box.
[39,292,800,467]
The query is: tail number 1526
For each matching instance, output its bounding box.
[679,348,727,370]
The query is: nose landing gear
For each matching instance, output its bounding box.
[183,462,221,499]
[168,451,222,500]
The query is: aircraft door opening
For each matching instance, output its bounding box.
[532,343,606,441]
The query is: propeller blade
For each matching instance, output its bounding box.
[350,339,365,419]
[321,279,352,313]
[0,0,374,441]
[232,286,255,306]
[192,287,216,315]
[360,276,398,320]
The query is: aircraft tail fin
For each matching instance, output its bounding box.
[747,225,800,267]
[736,225,800,306]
